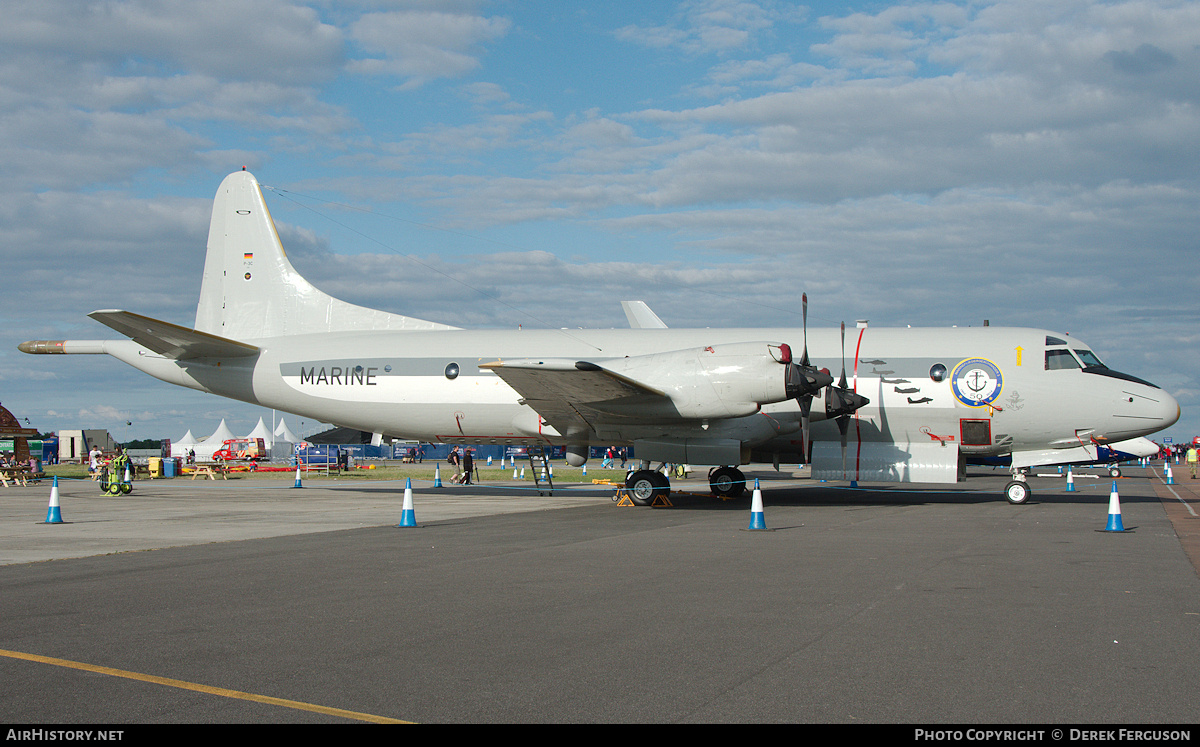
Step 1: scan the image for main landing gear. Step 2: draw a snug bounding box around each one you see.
[708,466,746,499]
[624,469,670,506]
[622,465,749,506]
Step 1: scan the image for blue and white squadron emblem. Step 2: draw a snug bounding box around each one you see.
[950,358,1003,408]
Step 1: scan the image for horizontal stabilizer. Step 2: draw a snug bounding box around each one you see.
[88,310,260,360]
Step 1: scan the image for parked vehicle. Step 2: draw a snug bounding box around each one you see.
[212,438,266,462]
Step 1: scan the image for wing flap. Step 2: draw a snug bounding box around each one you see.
[88,310,260,360]
[479,359,667,435]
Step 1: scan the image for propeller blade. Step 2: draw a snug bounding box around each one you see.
[799,394,811,465]
[839,321,848,390]
[801,293,810,367]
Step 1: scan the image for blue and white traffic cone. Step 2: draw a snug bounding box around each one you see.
[1165,462,1175,485]
[398,479,418,528]
[44,476,63,524]
[746,479,768,531]
[487,455,493,467]
[1065,467,1076,492]
[292,465,303,488]
[519,467,525,480]
[582,463,587,477]
[1103,481,1126,532]
[512,465,518,479]
[434,462,443,488]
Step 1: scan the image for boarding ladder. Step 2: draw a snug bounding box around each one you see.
[527,445,554,496]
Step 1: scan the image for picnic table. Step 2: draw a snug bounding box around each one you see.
[189,463,228,480]
[0,466,35,487]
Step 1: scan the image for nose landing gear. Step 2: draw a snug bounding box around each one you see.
[1004,468,1030,504]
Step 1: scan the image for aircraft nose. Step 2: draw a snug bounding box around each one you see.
[1123,384,1180,434]
[1159,388,1181,428]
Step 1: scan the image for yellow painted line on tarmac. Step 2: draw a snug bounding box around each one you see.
[0,648,412,723]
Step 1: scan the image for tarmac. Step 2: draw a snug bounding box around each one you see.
[1,464,1198,725]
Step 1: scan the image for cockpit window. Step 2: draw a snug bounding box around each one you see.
[1045,349,1080,370]
[1074,349,1104,368]
[1046,335,1068,345]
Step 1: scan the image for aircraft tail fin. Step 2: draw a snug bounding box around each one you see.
[621,301,668,329]
[195,170,458,340]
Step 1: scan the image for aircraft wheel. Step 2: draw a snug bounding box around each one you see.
[1004,480,1031,505]
[1109,466,1121,478]
[710,466,746,498]
[626,470,663,506]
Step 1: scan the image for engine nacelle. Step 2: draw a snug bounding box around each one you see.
[599,341,816,421]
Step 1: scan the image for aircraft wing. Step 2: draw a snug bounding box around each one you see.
[88,310,260,360]
[479,358,667,436]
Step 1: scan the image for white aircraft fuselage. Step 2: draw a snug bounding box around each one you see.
[21,170,1180,501]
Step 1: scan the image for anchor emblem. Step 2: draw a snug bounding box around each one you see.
[950,358,1003,408]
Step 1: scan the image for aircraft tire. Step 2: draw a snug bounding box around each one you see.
[626,470,663,506]
[710,466,746,498]
[1109,466,1121,478]
[1004,480,1031,505]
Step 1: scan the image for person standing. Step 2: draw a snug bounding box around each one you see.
[1187,444,1197,479]
[448,446,461,483]
[461,448,474,485]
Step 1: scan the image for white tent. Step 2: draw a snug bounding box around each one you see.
[273,418,299,460]
[246,417,273,443]
[245,417,276,459]
[205,419,237,444]
[274,418,300,445]
[182,419,237,462]
[170,430,197,459]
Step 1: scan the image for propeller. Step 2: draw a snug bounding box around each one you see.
[825,321,870,478]
[785,293,832,464]
[801,294,812,463]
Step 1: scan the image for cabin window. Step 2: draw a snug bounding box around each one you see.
[445,362,460,380]
[1045,349,1080,370]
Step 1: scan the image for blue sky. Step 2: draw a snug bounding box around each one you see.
[1,0,1197,445]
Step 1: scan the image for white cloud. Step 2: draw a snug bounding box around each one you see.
[0,0,343,85]
[616,0,802,55]
[347,9,510,87]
